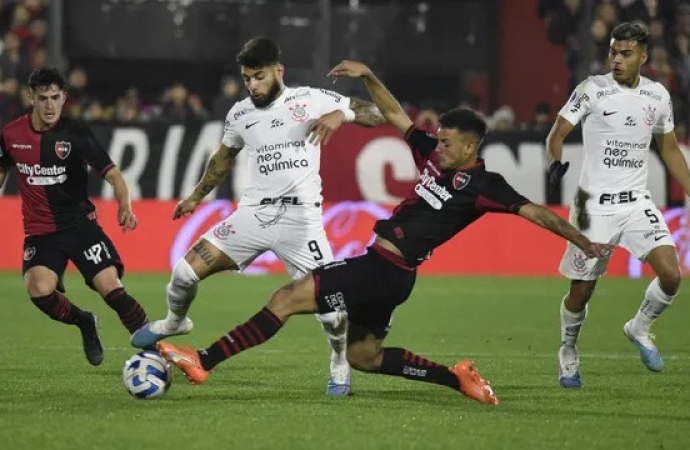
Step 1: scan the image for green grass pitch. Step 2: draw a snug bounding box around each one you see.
[0,271,688,449]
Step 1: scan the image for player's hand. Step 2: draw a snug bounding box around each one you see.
[173,197,199,220]
[581,242,614,259]
[118,206,137,232]
[327,60,371,83]
[308,110,345,145]
[548,161,570,194]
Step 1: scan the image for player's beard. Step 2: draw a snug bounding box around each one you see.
[250,80,282,108]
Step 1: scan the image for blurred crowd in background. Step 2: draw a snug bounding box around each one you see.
[0,0,689,138]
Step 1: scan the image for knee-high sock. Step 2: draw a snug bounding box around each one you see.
[316,312,348,365]
[632,277,675,334]
[377,347,460,390]
[103,287,148,334]
[198,307,284,370]
[165,259,199,327]
[31,291,88,326]
[560,296,588,347]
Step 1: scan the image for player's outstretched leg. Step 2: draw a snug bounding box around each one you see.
[359,347,498,405]
[623,277,676,372]
[157,306,285,384]
[131,259,198,348]
[31,291,104,365]
[316,311,351,396]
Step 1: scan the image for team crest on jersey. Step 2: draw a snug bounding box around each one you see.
[452,171,471,190]
[643,105,656,126]
[23,246,36,261]
[55,141,71,160]
[289,104,309,122]
[572,253,587,273]
[213,223,235,240]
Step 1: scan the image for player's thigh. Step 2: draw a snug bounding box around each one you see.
[560,213,620,280]
[275,222,334,280]
[619,205,675,261]
[199,206,275,273]
[22,235,68,296]
[313,248,415,339]
[66,221,124,291]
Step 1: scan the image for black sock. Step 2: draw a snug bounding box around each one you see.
[377,347,460,390]
[103,287,148,334]
[199,307,283,370]
[31,292,88,326]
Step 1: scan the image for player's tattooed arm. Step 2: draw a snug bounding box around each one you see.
[189,144,241,202]
[518,203,612,259]
[349,98,385,127]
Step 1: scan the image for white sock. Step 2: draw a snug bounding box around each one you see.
[560,296,588,347]
[165,259,199,327]
[316,312,348,365]
[632,277,674,334]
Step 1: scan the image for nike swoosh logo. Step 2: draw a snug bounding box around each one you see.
[245,121,260,129]
[603,110,617,116]
[654,235,668,241]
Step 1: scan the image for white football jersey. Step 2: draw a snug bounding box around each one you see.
[559,73,674,213]
[222,86,351,206]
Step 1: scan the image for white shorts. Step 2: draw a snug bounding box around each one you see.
[559,203,675,280]
[202,203,334,280]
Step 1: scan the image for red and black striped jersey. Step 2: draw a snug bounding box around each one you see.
[0,114,115,236]
[374,127,531,266]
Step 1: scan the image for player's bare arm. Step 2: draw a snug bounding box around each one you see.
[546,115,575,164]
[546,116,576,193]
[104,167,137,232]
[517,203,612,259]
[173,144,241,220]
[328,60,413,134]
[655,131,690,197]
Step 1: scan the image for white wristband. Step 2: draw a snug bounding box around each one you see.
[343,108,356,122]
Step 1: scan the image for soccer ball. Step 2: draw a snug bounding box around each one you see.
[123,351,172,399]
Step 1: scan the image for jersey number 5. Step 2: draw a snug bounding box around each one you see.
[644,209,660,224]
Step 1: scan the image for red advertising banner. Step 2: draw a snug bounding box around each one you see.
[2,197,688,277]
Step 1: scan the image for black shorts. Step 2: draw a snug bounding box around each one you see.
[313,244,417,339]
[22,219,124,290]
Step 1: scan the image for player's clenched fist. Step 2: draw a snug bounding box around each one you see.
[118,206,138,232]
[173,197,199,220]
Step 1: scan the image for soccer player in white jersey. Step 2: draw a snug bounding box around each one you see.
[131,37,385,396]
[546,21,690,388]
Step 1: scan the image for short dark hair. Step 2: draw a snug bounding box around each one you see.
[236,36,281,68]
[28,67,68,91]
[611,21,649,48]
[439,108,488,143]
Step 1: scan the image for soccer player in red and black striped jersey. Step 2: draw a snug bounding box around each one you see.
[154,61,612,405]
[0,67,148,366]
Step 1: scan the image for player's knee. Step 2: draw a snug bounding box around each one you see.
[266,286,297,319]
[346,342,382,372]
[24,276,56,297]
[569,280,596,305]
[92,268,123,297]
[169,259,200,291]
[658,266,681,295]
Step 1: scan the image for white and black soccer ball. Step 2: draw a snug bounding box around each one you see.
[123,351,172,399]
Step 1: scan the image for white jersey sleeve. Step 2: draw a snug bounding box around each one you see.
[654,88,674,134]
[222,107,245,149]
[311,88,352,116]
[559,79,593,125]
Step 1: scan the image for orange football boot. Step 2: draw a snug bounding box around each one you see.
[449,360,499,405]
[156,341,210,384]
